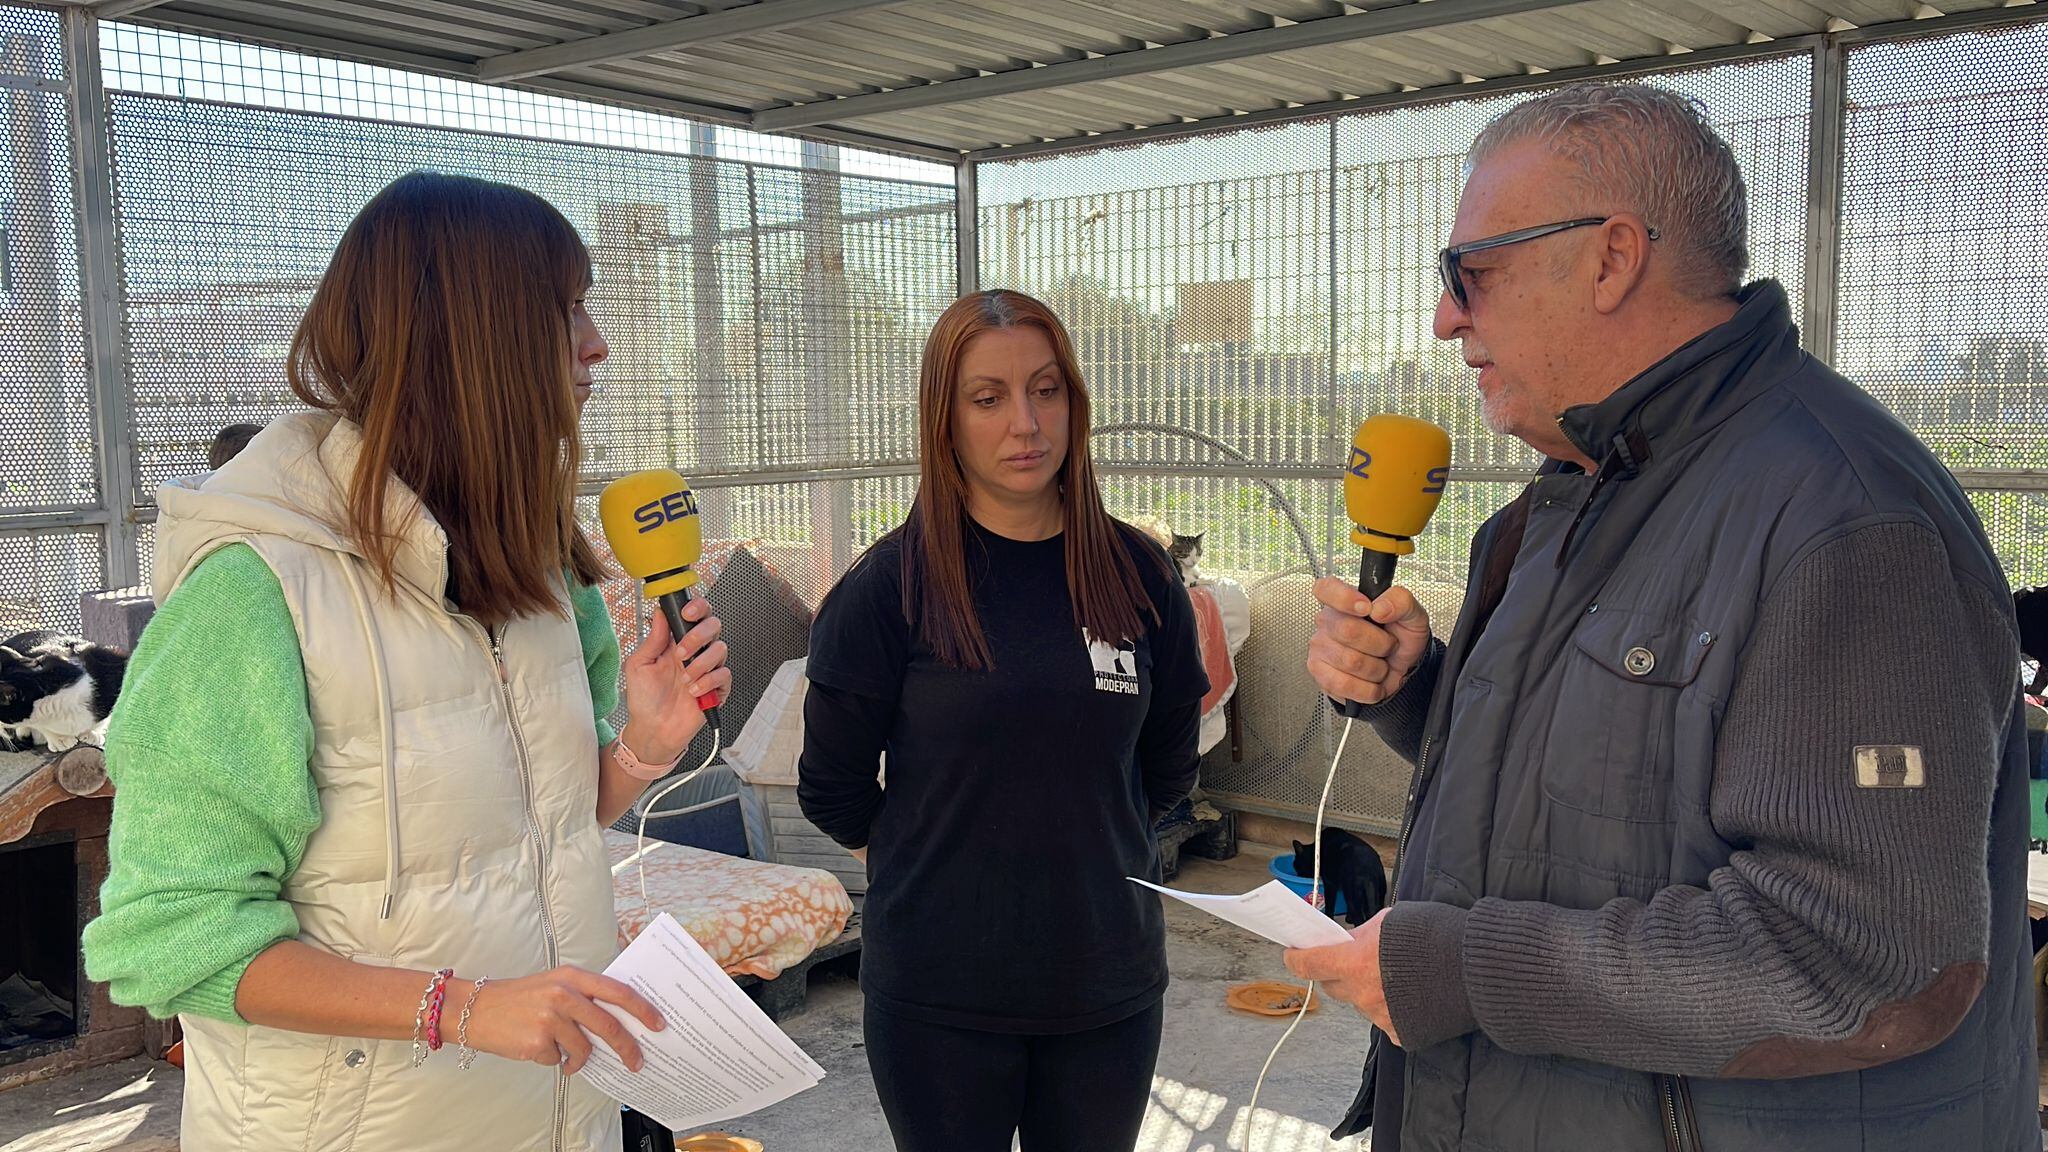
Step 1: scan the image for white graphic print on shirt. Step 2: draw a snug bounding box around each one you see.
[1083,630,1139,696]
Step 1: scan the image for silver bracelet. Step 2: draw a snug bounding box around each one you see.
[455,977,489,1070]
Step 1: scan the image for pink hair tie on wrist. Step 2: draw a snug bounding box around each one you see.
[613,732,683,780]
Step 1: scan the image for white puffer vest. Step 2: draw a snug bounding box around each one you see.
[154,412,620,1152]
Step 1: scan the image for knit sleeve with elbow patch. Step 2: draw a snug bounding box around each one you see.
[1379,519,2010,1076]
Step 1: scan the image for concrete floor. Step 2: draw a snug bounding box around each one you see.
[0,1058,179,1152]
[703,844,1374,1151]
[0,843,1374,1151]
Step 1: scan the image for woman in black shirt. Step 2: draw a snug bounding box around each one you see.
[798,289,1207,1151]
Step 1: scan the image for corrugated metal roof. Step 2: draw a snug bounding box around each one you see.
[82,0,2040,160]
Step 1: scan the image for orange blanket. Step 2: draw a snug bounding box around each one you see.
[1190,584,1236,717]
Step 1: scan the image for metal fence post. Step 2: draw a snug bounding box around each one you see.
[955,158,977,297]
[801,140,853,587]
[688,119,733,538]
[1801,36,1846,366]
[1327,116,1342,464]
[62,6,138,590]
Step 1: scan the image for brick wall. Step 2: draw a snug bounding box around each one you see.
[0,796,157,1093]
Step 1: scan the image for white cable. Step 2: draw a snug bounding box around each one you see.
[1239,715,1353,1151]
[636,731,723,822]
[633,726,722,914]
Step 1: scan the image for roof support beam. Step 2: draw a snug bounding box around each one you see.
[94,5,964,162]
[94,0,176,19]
[753,0,1593,131]
[479,0,913,83]
[962,34,1818,162]
[958,0,2048,162]
[521,77,964,161]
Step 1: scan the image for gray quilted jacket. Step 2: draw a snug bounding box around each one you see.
[1348,281,2035,1152]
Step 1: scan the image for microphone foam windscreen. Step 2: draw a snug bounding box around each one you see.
[1345,414,1451,556]
[599,469,704,596]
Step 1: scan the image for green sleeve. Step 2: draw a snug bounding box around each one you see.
[572,580,622,747]
[81,543,320,1024]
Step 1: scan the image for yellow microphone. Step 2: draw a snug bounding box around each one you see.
[1344,414,1452,599]
[598,469,722,730]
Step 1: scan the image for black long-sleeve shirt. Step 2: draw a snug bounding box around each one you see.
[798,519,1206,1033]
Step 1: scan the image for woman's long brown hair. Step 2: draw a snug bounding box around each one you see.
[897,289,1164,669]
[288,171,602,628]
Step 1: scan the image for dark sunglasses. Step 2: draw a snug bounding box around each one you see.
[1438,216,1659,310]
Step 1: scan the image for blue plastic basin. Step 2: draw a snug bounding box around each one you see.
[1268,853,1347,917]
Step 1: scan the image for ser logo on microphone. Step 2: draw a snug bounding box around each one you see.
[1348,446,1450,494]
[1347,445,1372,480]
[632,489,700,534]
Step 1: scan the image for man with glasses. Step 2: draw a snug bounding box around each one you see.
[1294,83,2034,1151]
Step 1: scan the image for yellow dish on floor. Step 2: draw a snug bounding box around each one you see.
[1226,981,1319,1016]
[675,1135,765,1152]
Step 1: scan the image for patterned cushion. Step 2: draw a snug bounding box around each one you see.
[606,829,851,979]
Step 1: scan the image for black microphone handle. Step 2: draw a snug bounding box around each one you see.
[1332,549,1400,722]
[656,592,689,653]
[1358,548,1398,601]
[656,588,724,733]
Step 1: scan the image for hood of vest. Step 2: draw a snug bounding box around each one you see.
[154,410,452,605]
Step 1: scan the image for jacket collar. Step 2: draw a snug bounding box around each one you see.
[1554,279,1804,475]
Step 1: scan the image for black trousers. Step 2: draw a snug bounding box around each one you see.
[863,998,1164,1152]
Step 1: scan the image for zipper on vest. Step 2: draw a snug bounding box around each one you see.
[1659,1074,1681,1152]
[1677,1075,1701,1151]
[1657,1073,1703,1152]
[468,619,568,1152]
[1390,730,1436,904]
[1362,726,1434,1135]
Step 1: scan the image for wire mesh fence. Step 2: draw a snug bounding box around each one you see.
[73,19,962,806]
[0,6,94,516]
[1835,21,2048,480]
[102,83,955,507]
[0,5,2043,833]
[0,6,97,635]
[0,528,101,637]
[0,6,104,638]
[977,53,1826,829]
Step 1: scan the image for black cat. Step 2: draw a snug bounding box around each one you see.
[0,630,127,753]
[1292,827,1389,928]
[2017,586,2047,695]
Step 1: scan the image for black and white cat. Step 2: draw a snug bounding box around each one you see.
[0,630,127,753]
[1292,827,1389,928]
[1167,531,1204,588]
[2018,586,2047,695]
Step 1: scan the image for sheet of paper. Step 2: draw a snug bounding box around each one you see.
[578,912,824,1133]
[2028,850,2048,909]
[1130,877,1356,949]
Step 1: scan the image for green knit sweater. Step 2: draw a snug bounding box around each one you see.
[80,543,622,1024]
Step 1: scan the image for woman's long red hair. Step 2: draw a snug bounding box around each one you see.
[895,289,1162,669]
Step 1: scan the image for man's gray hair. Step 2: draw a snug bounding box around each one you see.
[1470,84,1749,298]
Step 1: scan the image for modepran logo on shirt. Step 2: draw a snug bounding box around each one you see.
[1083,630,1139,695]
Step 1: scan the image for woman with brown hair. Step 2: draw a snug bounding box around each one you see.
[798,289,1207,1150]
[83,171,730,1151]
